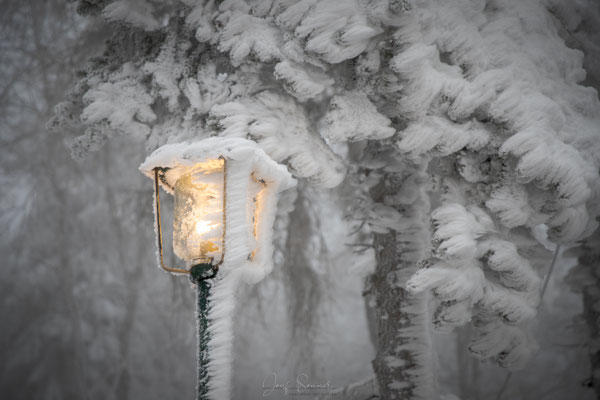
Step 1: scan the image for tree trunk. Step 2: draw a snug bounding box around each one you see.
[282,183,326,378]
[579,231,600,398]
[368,161,437,400]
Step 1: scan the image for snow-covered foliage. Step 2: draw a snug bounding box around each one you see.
[390,0,600,371]
[274,60,334,102]
[320,91,395,143]
[81,66,157,138]
[51,0,600,397]
[209,92,345,187]
[102,0,162,31]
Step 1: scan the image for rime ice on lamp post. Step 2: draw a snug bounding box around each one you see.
[140,137,295,400]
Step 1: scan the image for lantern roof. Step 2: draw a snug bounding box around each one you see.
[139,137,296,193]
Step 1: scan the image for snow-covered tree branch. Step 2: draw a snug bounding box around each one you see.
[2,0,599,399]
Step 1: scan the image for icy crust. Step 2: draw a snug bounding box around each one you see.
[388,0,600,371]
[397,117,490,157]
[102,0,161,31]
[397,292,437,400]
[320,91,395,143]
[140,137,294,191]
[210,91,345,188]
[407,181,546,370]
[61,0,600,245]
[388,0,600,244]
[274,59,335,102]
[140,136,296,284]
[204,269,243,400]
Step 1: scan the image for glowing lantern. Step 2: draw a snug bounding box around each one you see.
[140,137,295,400]
[140,137,296,281]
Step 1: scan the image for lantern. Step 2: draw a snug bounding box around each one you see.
[140,137,296,280]
[139,137,295,400]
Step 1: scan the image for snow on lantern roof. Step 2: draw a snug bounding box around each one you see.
[140,135,297,286]
[139,137,296,193]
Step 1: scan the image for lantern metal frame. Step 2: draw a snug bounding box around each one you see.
[152,156,228,280]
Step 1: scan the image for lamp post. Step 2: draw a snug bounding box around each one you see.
[140,137,295,400]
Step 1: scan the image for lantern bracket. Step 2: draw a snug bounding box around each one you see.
[189,263,218,283]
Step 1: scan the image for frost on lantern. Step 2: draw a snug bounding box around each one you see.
[140,137,296,283]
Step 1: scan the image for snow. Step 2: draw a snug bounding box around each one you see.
[210,91,345,188]
[204,269,242,400]
[293,0,381,64]
[469,319,537,371]
[385,356,407,369]
[408,260,485,305]
[218,12,284,66]
[380,0,600,248]
[48,0,600,396]
[485,184,539,229]
[379,0,600,372]
[479,240,541,292]
[320,91,395,143]
[397,117,490,157]
[182,64,231,115]
[102,0,160,31]
[431,204,492,260]
[273,59,334,102]
[394,292,438,400]
[142,30,185,113]
[81,65,156,138]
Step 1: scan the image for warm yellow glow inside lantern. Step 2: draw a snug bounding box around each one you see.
[144,137,296,282]
[172,158,225,266]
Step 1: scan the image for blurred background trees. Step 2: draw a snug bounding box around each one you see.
[0,2,197,399]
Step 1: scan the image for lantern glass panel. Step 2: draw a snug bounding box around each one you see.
[173,159,224,265]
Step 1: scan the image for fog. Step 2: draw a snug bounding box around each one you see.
[1,1,598,400]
